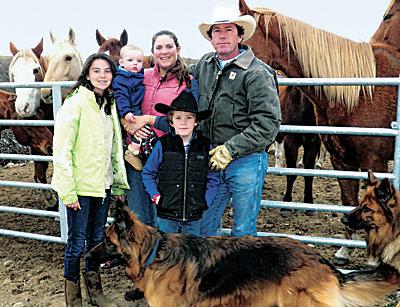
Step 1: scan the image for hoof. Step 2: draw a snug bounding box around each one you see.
[332,256,349,266]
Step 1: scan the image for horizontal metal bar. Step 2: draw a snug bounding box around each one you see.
[0,229,64,244]
[0,81,75,88]
[0,154,52,162]
[267,168,394,180]
[0,119,54,126]
[277,77,400,86]
[0,205,59,218]
[0,181,52,190]
[279,125,398,136]
[261,200,355,213]
[221,228,366,248]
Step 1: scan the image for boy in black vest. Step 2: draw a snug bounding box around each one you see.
[142,91,219,236]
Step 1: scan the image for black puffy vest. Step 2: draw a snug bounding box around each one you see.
[157,133,210,221]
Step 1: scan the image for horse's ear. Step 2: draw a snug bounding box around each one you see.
[49,31,57,44]
[239,0,251,15]
[9,42,19,56]
[68,27,76,45]
[32,38,44,58]
[120,29,128,46]
[96,29,105,46]
[367,170,379,186]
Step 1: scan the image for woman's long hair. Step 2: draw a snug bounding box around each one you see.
[151,30,191,88]
[68,53,116,114]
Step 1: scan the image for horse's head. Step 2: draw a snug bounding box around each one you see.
[96,29,128,64]
[9,39,47,118]
[41,27,83,104]
[370,0,400,50]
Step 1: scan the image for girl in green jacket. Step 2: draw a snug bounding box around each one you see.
[52,53,128,307]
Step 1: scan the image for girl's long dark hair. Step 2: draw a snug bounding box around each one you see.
[68,53,116,114]
[151,30,191,88]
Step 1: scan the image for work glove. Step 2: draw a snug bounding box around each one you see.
[209,145,233,171]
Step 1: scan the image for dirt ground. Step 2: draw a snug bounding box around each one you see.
[0,153,398,307]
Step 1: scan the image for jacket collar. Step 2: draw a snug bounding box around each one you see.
[206,45,254,70]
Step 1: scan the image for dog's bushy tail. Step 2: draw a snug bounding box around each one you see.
[339,265,399,306]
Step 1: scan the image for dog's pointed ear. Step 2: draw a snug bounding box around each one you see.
[376,178,395,205]
[367,170,379,186]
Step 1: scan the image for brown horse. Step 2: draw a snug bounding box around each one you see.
[239,0,400,265]
[370,0,400,50]
[0,90,55,207]
[96,29,154,67]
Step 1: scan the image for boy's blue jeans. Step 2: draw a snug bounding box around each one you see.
[125,163,157,227]
[200,151,268,237]
[158,217,201,236]
[64,191,110,283]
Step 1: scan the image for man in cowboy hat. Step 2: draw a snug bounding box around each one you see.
[142,90,219,236]
[190,6,281,237]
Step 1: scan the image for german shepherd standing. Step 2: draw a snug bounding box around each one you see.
[342,170,400,273]
[87,201,399,307]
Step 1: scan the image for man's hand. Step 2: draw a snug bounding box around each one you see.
[209,145,233,171]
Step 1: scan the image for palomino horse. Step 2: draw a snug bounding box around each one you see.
[9,39,47,118]
[41,27,83,104]
[0,90,55,208]
[239,0,400,265]
[96,29,155,67]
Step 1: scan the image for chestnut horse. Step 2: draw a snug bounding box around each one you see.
[9,39,48,118]
[239,0,400,265]
[41,27,83,104]
[96,29,154,67]
[0,90,55,208]
[370,0,400,50]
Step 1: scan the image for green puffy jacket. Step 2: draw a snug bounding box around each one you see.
[51,86,129,205]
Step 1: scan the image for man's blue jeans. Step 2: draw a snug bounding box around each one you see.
[158,217,201,236]
[125,162,157,227]
[64,191,110,283]
[200,151,268,237]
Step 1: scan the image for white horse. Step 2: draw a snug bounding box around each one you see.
[9,39,47,118]
[41,27,83,104]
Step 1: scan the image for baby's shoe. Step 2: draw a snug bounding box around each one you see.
[124,149,143,171]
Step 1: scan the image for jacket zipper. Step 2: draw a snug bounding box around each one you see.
[183,152,188,221]
[209,70,222,143]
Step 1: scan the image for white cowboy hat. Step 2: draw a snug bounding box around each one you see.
[198,6,256,42]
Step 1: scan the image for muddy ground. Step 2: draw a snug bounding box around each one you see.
[0,151,398,307]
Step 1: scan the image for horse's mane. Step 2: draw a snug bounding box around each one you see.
[253,8,376,112]
[9,48,47,81]
[385,0,396,16]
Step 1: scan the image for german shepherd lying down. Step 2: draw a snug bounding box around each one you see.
[86,201,399,307]
[343,170,400,273]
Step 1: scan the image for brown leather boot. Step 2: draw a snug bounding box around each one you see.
[82,271,119,307]
[64,279,82,307]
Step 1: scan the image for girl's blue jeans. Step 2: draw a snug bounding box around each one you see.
[64,191,110,283]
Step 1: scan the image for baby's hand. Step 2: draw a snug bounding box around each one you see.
[124,112,135,123]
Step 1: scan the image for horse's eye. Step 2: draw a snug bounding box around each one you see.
[384,13,393,21]
[65,55,72,62]
[33,68,39,74]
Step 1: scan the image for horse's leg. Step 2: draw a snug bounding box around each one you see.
[302,136,321,206]
[34,161,58,211]
[329,154,360,265]
[280,137,300,217]
[315,142,327,169]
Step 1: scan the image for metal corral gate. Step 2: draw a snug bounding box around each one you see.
[0,78,400,249]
